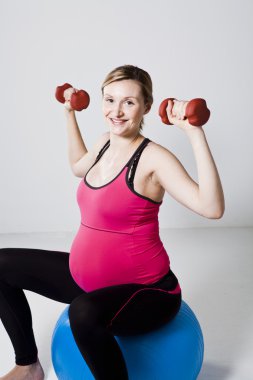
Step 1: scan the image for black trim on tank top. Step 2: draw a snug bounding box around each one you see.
[83,137,163,205]
[125,143,163,205]
[84,137,148,188]
[94,139,111,163]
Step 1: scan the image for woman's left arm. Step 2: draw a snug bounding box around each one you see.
[153,99,225,219]
[185,127,225,218]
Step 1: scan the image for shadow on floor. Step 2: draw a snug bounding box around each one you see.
[198,361,232,380]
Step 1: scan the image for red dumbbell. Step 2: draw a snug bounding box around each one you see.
[159,98,210,127]
[55,83,90,111]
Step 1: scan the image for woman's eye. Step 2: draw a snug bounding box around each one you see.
[104,99,134,105]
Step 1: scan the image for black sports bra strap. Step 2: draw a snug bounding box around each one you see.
[95,139,110,162]
[94,137,151,181]
[128,138,151,186]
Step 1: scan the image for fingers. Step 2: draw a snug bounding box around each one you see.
[64,101,73,111]
[173,101,182,119]
[166,100,191,129]
[167,100,189,124]
[172,100,187,120]
[166,99,177,124]
[63,87,76,102]
[63,87,77,111]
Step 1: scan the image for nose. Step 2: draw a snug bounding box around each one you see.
[113,102,124,117]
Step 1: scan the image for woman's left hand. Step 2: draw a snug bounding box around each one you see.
[166,99,203,132]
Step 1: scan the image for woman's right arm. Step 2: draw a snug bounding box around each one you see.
[65,109,87,173]
[65,108,110,177]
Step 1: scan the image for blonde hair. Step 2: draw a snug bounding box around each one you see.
[101,65,153,132]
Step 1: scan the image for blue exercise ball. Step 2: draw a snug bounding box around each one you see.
[51,301,204,380]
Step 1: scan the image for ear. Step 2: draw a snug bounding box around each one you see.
[144,103,151,115]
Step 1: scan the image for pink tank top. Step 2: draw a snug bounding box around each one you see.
[69,137,170,292]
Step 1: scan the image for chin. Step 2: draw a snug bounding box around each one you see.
[110,125,127,133]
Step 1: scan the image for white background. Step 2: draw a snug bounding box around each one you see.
[0,1,253,379]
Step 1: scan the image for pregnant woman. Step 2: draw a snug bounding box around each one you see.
[0,64,224,380]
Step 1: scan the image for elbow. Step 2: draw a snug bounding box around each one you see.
[71,165,81,178]
[201,196,225,219]
[218,206,225,219]
[205,206,225,219]
[71,166,77,177]
[208,210,224,219]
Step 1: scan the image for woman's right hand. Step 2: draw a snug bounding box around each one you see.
[64,87,76,112]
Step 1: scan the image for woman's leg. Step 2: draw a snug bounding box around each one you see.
[0,247,83,366]
[69,269,181,380]
[0,246,181,380]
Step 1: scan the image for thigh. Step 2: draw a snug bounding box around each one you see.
[0,247,83,303]
[107,287,182,336]
[85,270,182,336]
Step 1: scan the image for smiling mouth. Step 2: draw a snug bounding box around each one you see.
[110,118,127,125]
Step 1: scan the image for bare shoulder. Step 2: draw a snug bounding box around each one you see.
[146,139,172,157]
[72,132,110,177]
[90,131,111,160]
[143,139,178,185]
[145,139,175,168]
[94,131,110,153]
[145,138,195,200]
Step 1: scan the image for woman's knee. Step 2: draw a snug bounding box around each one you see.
[0,248,13,278]
[69,295,101,336]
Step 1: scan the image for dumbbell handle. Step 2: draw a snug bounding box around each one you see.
[55,83,90,111]
[159,98,210,127]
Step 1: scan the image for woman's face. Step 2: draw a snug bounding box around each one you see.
[102,79,149,135]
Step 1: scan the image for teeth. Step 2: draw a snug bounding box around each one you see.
[111,118,125,124]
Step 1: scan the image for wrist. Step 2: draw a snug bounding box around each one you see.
[185,126,206,148]
[185,125,205,138]
[65,108,75,117]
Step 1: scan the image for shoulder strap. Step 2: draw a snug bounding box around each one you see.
[95,139,110,162]
[128,138,151,186]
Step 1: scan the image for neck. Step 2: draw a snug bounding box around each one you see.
[107,132,144,159]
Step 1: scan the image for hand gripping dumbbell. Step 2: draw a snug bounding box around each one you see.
[159,98,210,127]
[55,83,90,111]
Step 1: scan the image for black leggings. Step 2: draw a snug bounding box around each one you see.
[0,247,181,380]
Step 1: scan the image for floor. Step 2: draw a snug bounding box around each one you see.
[0,227,252,380]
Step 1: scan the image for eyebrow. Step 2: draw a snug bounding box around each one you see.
[104,93,138,99]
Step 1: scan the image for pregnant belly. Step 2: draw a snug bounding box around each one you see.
[69,224,135,292]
